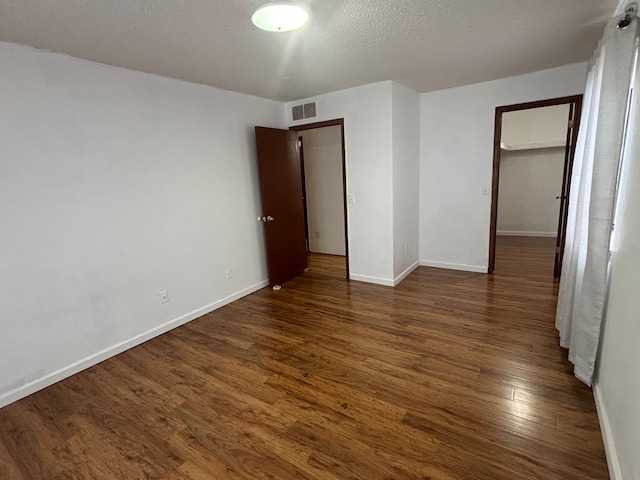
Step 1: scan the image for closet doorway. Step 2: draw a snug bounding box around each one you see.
[291,119,349,279]
[488,95,583,277]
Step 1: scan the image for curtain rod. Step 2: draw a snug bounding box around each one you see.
[618,3,638,29]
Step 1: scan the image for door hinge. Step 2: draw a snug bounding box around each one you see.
[556,246,561,254]
[568,119,575,129]
[298,140,302,147]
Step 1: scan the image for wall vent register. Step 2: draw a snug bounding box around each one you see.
[292,102,317,121]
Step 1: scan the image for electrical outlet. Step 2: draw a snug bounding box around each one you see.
[226,268,233,279]
[159,290,169,304]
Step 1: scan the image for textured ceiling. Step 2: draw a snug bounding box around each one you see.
[0,0,617,101]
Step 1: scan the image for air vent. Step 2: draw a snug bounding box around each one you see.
[291,101,317,121]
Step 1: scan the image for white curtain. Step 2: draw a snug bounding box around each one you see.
[556,10,638,386]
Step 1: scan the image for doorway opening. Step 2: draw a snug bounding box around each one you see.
[291,119,349,279]
[489,95,583,277]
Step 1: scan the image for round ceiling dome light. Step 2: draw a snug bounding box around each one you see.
[251,2,309,32]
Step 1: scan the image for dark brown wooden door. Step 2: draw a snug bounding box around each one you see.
[554,100,582,278]
[255,126,307,286]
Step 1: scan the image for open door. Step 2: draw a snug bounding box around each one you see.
[488,95,583,275]
[554,102,582,278]
[255,127,307,286]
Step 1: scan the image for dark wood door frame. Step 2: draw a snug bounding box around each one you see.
[298,136,311,251]
[290,119,349,280]
[553,101,582,278]
[488,95,583,275]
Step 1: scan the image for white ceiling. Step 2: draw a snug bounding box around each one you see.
[0,0,617,101]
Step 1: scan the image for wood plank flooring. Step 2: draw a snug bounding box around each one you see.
[307,252,347,278]
[494,235,557,277]
[0,236,609,479]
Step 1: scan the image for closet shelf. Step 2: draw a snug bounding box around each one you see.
[500,140,566,151]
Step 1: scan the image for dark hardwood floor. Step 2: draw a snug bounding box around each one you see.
[306,251,347,278]
[494,234,557,277]
[0,236,608,479]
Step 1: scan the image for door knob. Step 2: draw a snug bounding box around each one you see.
[266,215,275,222]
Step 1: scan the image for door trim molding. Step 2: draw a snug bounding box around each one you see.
[488,95,583,274]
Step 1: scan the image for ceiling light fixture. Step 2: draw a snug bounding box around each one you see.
[251,2,309,32]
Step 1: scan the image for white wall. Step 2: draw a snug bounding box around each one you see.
[497,148,565,236]
[419,63,587,272]
[498,105,569,236]
[501,104,570,149]
[594,60,640,480]
[288,82,395,285]
[299,126,345,255]
[0,41,285,407]
[392,82,420,282]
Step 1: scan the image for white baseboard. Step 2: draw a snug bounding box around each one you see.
[349,273,394,287]
[0,280,269,408]
[393,261,420,286]
[349,262,419,287]
[593,382,621,480]
[419,260,487,273]
[497,231,557,237]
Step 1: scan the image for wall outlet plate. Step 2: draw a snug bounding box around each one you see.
[159,290,169,303]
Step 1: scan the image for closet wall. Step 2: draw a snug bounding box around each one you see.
[497,105,570,236]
